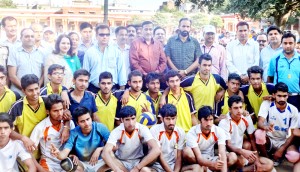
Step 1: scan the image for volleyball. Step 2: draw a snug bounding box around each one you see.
[137,112,157,128]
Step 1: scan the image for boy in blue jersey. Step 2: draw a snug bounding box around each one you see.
[50,106,110,172]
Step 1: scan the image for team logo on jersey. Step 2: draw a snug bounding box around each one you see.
[270,116,276,121]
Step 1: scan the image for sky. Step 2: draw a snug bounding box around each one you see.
[125,0,166,10]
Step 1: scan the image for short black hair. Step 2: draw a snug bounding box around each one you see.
[274,82,288,94]
[198,106,214,121]
[73,106,92,123]
[1,16,17,27]
[115,26,127,35]
[142,21,153,28]
[128,70,143,81]
[99,71,113,83]
[281,32,296,42]
[179,18,192,26]
[20,28,34,38]
[153,26,166,35]
[247,66,263,78]
[0,113,13,128]
[68,31,79,38]
[95,24,110,34]
[44,94,64,111]
[53,34,73,56]
[228,95,243,108]
[145,72,160,84]
[0,65,7,76]
[119,106,136,118]
[73,69,90,80]
[236,21,249,30]
[267,26,282,35]
[79,22,92,31]
[21,74,39,90]
[228,73,241,83]
[159,104,177,118]
[127,25,136,30]
[165,69,180,82]
[199,53,212,64]
[48,64,65,75]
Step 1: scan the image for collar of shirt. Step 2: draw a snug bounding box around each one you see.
[235,39,254,46]
[280,50,299,60]
[140,37,155,44]
[145,90,162,102]
[46,83,62,95]
[169,87,185,96]
[79,40,94,47]
[44,116,63,127]
[114,42,130,51]
[266,44,282,51]
[195,124,216,134]
[69,90,91,103]
[17,45,38,52]
[175,34,191,42]
[97,91,112,104]
[23,96,44,105]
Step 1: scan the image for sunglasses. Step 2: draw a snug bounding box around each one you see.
[257,40,267,43]
[98,33,110,37]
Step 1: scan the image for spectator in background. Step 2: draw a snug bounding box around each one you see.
[0,44,8,69]
[219,31,232,47]
[78,22,94,52]
[126,24,136,45]
[201,25,227,79]
[114,26,130,76]
[226,21,260,85]
[68,32,85,66]
[260,26,283,82]
[30,23,52,57]
[267,32,300,111]
[165,18,202,78]
[264,21,272,33]
[0,16,21,48]
[83,24,127,93]
[256,33,268,52]
[135,25,142,38]
[43,27,56,49]
[8,28,45,95]
[130,21,167,76]
[44,34,80,89]
[153,26,166,46]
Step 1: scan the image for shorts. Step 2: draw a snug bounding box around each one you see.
[81,159,106,172]
[40,157,63,172]
[151,162,174,172]
[120,159,141,171]
[201,154,219,162]
[268,138,286,151]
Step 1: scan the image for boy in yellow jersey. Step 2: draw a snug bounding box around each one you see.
[0,65,20,112]
[145,72,163,123]
[241,66,274,125]
[165,70,197,132]
[95,71,118,131]
[115,70,155,122]
[40,64,68,96]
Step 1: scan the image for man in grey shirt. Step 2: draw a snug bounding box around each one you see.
[7,28,45,95]
[165,18,202,78]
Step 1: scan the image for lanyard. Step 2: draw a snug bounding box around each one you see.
[203,45,213,54]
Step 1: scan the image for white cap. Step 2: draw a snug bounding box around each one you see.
[203,25,216,34]
[43,27,55,34]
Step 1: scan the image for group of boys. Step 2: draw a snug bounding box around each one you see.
[0,45,299,172]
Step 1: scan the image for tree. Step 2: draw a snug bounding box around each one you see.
[175,0,225,11]
[0,0,17,8]
[227,0,300,30]
[191,13,210,28]
[210,15,223,28]
[152,12,169,28]
[128,15,147,25]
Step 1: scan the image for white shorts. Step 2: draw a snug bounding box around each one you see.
[81,159,106,172]
[120,159,141,171]
[268,138,286,151]
[40,157,63,172]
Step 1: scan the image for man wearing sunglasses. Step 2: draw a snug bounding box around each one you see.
[83,24,127,93]
[256,33,268,52]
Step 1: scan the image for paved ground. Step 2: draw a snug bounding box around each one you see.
[274,160,293,172]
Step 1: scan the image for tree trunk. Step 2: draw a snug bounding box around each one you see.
[274,10,292,30]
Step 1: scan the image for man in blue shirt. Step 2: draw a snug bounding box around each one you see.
[68,69,100,123]
[50,106,110,172]
[267,32,300,110]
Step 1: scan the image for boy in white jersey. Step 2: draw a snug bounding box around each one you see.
[0,113,36,172]
[183,106,237,172]
[256,82,299,166]
[30,94,75,171]
[219,95,273,171]
[149,104,201,172]
[102,105,161,172]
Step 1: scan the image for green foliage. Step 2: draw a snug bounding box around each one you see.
[152,11,185,28]
[0,0,17,8]
[128,15,147,25]
[191,13,210,28]
[175,0,225,11]
[210,15,223,28]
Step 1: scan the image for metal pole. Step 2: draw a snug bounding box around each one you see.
[103,0,108,24]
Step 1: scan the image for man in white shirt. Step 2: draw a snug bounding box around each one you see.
[150,104,201,172]
[102,105,161,171]
[219,95,273,171]
[256,82,299,166]
[0,113,36,172]
[183,106,236,172]
[226,21,260,84]
[30,94,74,171]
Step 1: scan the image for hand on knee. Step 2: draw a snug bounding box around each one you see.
[285,151,300,163]
[255,129,266,145]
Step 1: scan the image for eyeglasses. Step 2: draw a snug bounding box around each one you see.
[52,72,65,76]
[98,33,110,37]
[257,40,267,43]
